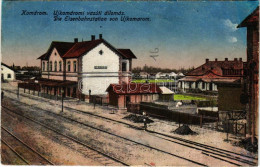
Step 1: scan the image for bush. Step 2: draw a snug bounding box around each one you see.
[196,100,217,107]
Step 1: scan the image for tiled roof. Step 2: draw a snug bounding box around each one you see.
[62,39,103,58]
[24,78,77,87]
[179,76,201,82]
[238,6,259,28]
[179,71,241,83]
[1,63,16,72]
[186,60,243,76]
[106,83,161,94]
[38,53,47,60]
[37,41,75,60]
[38,39,137,60]
[117,49,137,59]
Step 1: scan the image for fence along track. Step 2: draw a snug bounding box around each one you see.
[1,106,129,166]
[2,104,206,166]
[1,127,54,165]
[3,90,257,165]
[4,88,142,129]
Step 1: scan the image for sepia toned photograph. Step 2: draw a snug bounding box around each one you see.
[1,1,259,166]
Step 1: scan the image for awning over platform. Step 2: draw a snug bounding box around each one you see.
[23,78,78,87]
[179,77,201,82]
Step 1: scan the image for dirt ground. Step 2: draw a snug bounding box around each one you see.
[1,82,258,166]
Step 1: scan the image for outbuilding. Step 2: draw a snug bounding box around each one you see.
[1,63,16,82]
[106,83,161,109]
[159,86,174,101]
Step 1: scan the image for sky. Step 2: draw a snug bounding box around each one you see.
[1,1,259,69]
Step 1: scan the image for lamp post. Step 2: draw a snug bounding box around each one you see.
[61,89,64,112]
[17,86,19,99]
[143,111,147,131]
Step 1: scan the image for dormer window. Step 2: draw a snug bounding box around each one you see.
[99,50,103,55]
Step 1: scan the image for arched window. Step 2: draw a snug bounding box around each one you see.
[73,61,77,72]
[59,61,62,71]
[67,61,71,72]
[42,62,45,71]
[50,61,53,71]
[47,62,49,71]
[54,61,57,72]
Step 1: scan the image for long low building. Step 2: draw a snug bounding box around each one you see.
[178,58,244,93]
[106,83,161,109]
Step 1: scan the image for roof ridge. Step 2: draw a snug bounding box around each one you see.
[1,63,16,72]
[61,42,78,58]
[52,41,74,43]
[62,39,104,58]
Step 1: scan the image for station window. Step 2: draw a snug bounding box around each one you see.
[202,82,205,89]
[59,61,62,71]
[73,61,77,72]
[54,61,57,72]
[42,62,45,71]
[7,74,11,78]
[67,61,71,72]
[47,62,49,71]
[50,61,53,71]
[122,62,127,71]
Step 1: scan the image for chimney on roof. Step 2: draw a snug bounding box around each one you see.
[215,58,218,61]
[91,35,95,41]
[99,34,102,39]
[74,38,78,43]
[206,58,209,63]
[234,58,238,61]
[239,58,242,61]
[225,58,228,61]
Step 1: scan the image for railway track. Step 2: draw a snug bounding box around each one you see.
[1,107,129,166]
[3,89,258,166]
[1,127,54,165]
[2,102,207,166]
[147,130,257,166]
[2,88,182,130]
[1,140,29,165]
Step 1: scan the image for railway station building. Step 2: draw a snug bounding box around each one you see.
[21,34,137,100]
